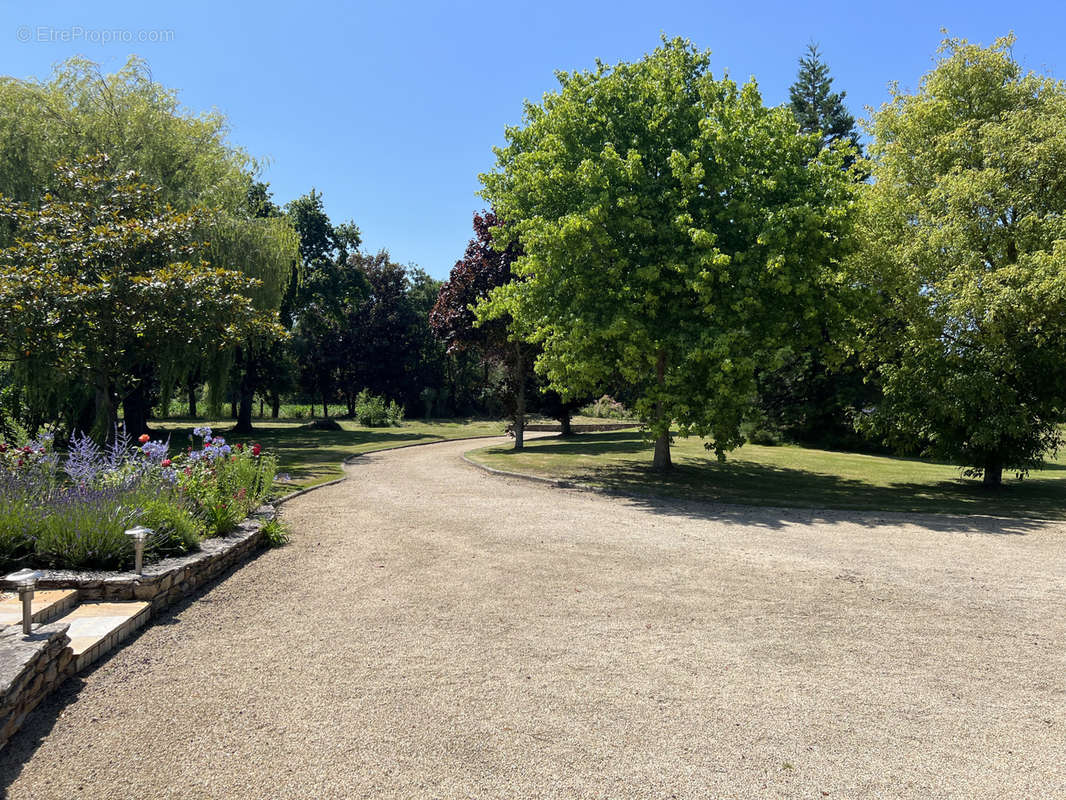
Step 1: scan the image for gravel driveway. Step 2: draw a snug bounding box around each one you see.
[2,436,1064,799]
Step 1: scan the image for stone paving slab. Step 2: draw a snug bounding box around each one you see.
[0,590,78,627]
[53,602,150,671]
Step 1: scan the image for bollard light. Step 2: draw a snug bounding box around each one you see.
[6,569,42,635]
[124,526,152,575]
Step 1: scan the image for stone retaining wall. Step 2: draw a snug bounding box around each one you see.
[2,505,275,616]
[0,505,275,752]
[0,623,73,750]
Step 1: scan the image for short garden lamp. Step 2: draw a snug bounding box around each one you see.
[124,526,152,575]
[6,569,42,635]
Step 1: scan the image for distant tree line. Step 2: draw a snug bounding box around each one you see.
[3,34,1064,489]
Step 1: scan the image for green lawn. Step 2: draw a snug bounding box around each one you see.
[155,417,507,491]
[468,429,1066,519]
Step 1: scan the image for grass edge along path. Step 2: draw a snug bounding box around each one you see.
[155,418,509,492]
[465,429,1066,520]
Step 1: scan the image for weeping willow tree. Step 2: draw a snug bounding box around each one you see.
[202,215,301,431]
[0,157,284,439]
[0,56,298,435]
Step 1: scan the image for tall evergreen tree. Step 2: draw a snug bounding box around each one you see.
[789,44,861,157]
[753,43,875,451]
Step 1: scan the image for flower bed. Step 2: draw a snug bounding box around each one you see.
[0,427,277,572]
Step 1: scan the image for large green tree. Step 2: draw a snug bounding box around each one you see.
[755,43,871,448]
[0,156,280,438]
[285,190,364,417]
[0,57,297,433]
[852,34,1066,486]
[479,38,857,469]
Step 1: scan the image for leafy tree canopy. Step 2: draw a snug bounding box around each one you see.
[0,56,251,213]
[0,156,281,437]
[851,33,1066,485]
[479,37,858,468]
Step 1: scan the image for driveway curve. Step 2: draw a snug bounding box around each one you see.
[2,435,1064,799]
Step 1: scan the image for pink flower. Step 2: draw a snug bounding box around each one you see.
[138,434,150,444]
[161,458,172,467]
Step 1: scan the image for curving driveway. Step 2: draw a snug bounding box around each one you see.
[2,436,1065,798]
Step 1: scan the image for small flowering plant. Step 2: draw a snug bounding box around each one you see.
[0,424,278,571]
[175,427,277,536]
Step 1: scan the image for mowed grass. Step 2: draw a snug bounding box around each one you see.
[468,429,1066,519]
[154,417,507,491]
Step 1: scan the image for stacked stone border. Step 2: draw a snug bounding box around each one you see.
[0,623,72,750]
[0,504,276,751]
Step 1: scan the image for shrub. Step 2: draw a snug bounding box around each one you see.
[354,390,404,427]
[178,428,277,536]
[139,496,205,559]
[0,426,278,570]
[260,518,290,548]
[579,395,632,420]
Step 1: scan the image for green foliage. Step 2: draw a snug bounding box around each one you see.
[0,56,251,213]
[579,395,632,420]
[0,156,282,438]
[851,34,1066,484]
[353,390,404,427]
[479,37,858,467]
[260,518,290,548]
[0,57,298,436]
[177,437,277,536]
[789,43,862,157]
[138,496,206,559]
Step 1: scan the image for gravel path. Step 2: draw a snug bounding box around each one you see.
[2,436,1065,799]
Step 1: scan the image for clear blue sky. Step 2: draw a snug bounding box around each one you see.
[1,1,1062,278]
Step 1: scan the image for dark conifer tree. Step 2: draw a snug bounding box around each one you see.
[789,44,862,159]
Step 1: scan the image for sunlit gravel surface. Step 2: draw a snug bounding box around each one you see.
[2,435,1064,799]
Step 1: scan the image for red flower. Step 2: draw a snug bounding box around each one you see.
[22,446,31,453]
[236,443,244,451]
[161,459,172,467]
[251,443,262,456]
[0,443,6,452]
[138,434,150,444]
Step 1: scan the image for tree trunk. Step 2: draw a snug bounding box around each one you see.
[271,392,280,419]
[322,398,329,418]
[234,386,254,434]
[259,396,264,418]
[653,430,673,470]
[652,349,672,471]
[122,382,151,439]
[93,375,117,442]
[983,457,1003,487]
[347,394,356,418]
[513,343,526,451]
[187,380,198,419]
[230,399,238,419]
[560,409,573,437]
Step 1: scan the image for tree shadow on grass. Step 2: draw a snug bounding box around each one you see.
[576,457,1061,534]
[498,431,652,457]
